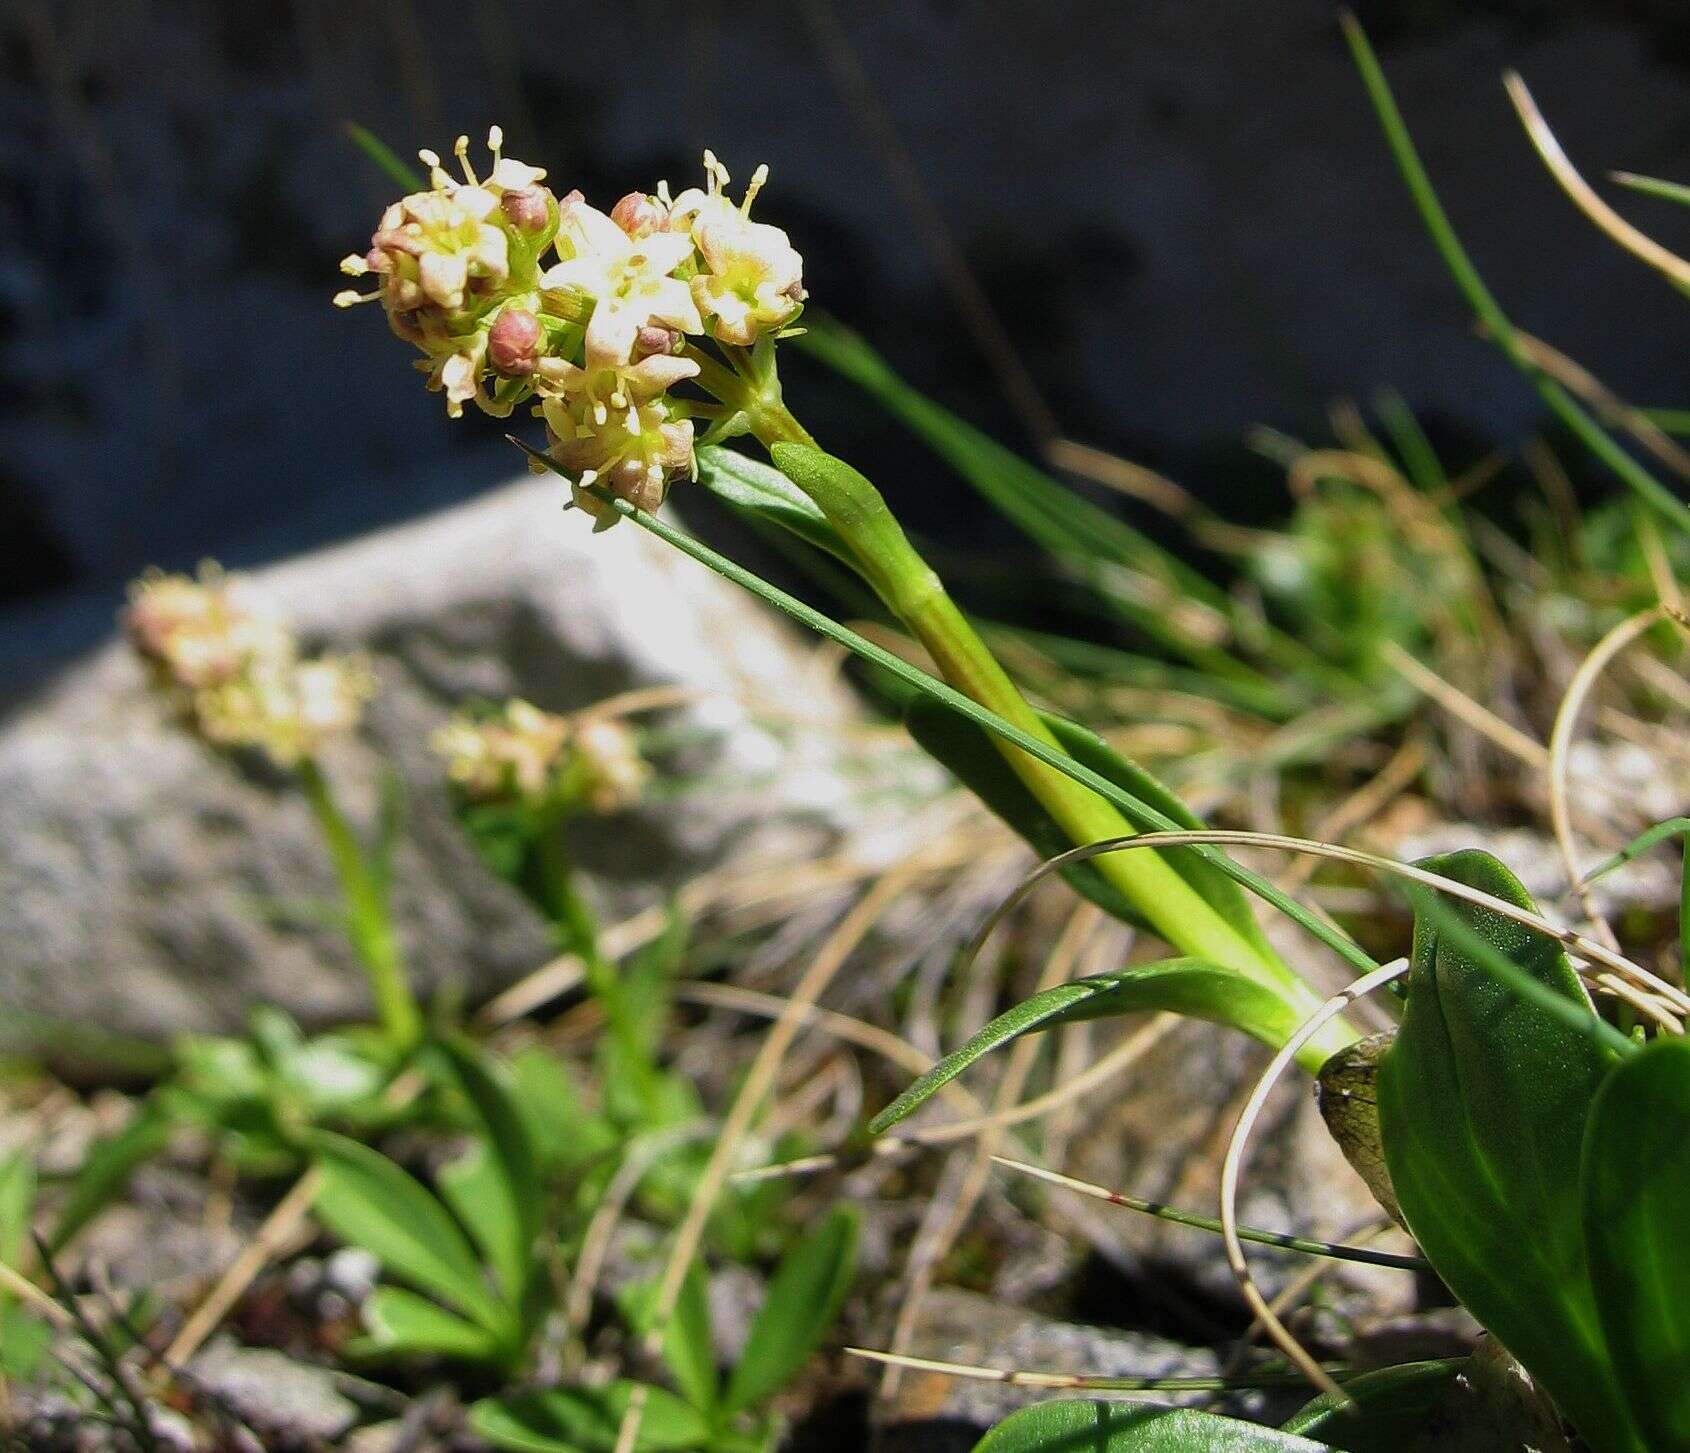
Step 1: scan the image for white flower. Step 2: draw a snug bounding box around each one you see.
[541,198,702,368]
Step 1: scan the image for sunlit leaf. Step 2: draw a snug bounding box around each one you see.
[1582,1035,1690,1450]
[696,446,855,567]
[354,1285,504,1364]
[310,1131,508,1335]
[1376,850,1640,1452]
[973,1400,1332,1451]
[1280,1360,1468,1449]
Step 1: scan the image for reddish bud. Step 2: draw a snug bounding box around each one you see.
[500,185,554,232]
[610,192,666,240]
[488,308,543,375]
[634,324,680,357]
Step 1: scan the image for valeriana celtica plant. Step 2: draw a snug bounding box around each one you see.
[337,131,1362,1071]
[124,564,422,1053]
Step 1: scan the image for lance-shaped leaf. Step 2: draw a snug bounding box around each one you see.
[1582,1035,1690,1451]
[1376,850,1639,1452]
[696,446,855,568]
[872,958,1302,1134]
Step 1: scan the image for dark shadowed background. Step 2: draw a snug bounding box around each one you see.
[3,0,1686,660]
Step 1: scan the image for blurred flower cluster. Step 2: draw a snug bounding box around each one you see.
[432,698,649,817]
[125,565,373,767]
[339,133,805,522]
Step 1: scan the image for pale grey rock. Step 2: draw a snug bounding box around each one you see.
[187,1341,359,1444]
[0,480,923,1039]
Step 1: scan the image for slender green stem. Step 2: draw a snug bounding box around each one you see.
[1342,12,1690,537]
[533,816,660,1104]
[297,757,422,1052]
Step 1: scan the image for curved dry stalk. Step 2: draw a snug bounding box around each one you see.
[1504,72,1690,292]
[963,827,1690,1020]
[568,683,701,728]
[1548,604,1677,950]
[1219,958,1412,1403]
[162,1166,322,1368]
[1279,736,1427,893]
[1379,640,1549,769]
[613,865,922,1453]
[988,1155,1425,1272]
[879,905,1100,1398]
[844,1344,1330,1393]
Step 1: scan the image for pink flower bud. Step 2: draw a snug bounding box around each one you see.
[500,185,554,232]
[634,324,680,357]
[487,307,542,375]
[610,192,666,240]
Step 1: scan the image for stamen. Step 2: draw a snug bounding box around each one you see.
[702,149,729,195]
[487,124,504,162]
[454,134,478,185]
[333,289,381,307]
[742,164,769,214]
[339,254,371,276]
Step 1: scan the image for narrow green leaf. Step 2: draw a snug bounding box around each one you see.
[437,1143,526,1313]
[973,1400,1332,1452]
[345,122,424,192]
[620,1262,717,1414]
[695,446,855,568]
[1376,850,1641,1452]
[1582,1036,1690,1450]
[355,1285,503,1363]
[872,958,1302,1135]
[310,1131,507,1334]
[470,1382,711,1452]
[49,1100,171,1253]
[436,1038,542,1303]
[722,1206,858,1415]
[0,1149,35,1272]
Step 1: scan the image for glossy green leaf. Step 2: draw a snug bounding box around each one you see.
[354,1285,504,1363]
[1281,1360,1467,1448]
[722,1206,858,1414]
[973,1400,1331,1451]
[436,1038,542,1303]
[309,1131,507,1335]
[1376,850,1640,1452]
[470,1381,711,1452]
[1583,1035,1690,1450]
[695,446,855,568]
[872,958,1301,1135]
[620,1262,717,1415]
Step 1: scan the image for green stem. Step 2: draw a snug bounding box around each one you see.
[533,817,661,1104]
[690,359,1356,1065]
[297,757,422,1053]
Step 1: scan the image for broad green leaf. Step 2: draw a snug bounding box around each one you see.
[309,1131,507,1335]
[1582,1035,1690,1450]
[973,1400,1331,1451]
[354,1285,503,1364]
[872,958,1302,1134]
[722,1206,858,1415]
[909,698,1280,965]
[49,1099,171,1252]
[1376,850,1640,1452]
[619,1262,717,1415]
[438,1143,526,1312]
[696,446,855,568]
[470,1381,711,1452]
[436,1038,541,1303]
[1280,1360,1467,1448]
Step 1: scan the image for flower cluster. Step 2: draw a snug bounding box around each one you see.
[432,699,649,816]
[340,134,805,522]
[125,566,373,768]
